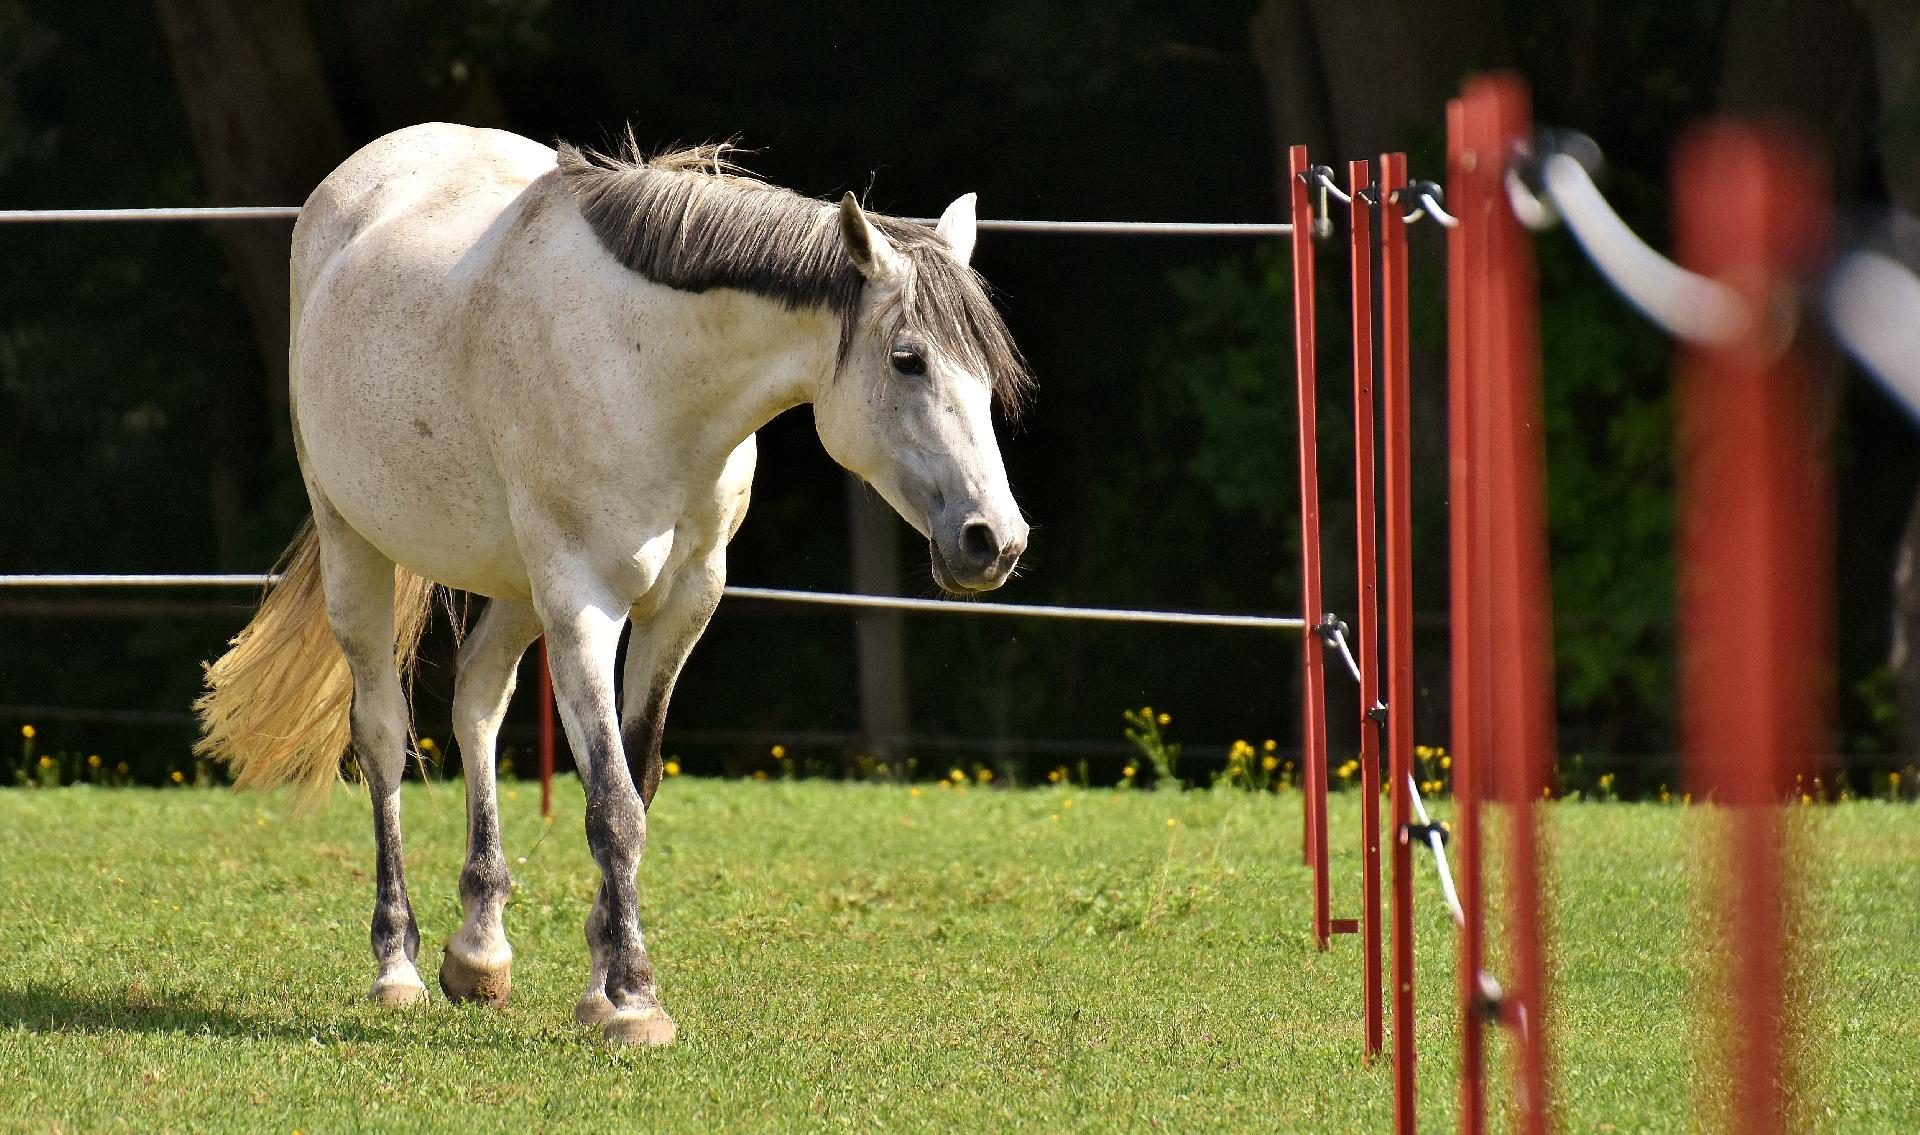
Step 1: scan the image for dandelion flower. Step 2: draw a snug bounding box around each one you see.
[38,756,54,769]
[753,770,769,781]
[1440,756,1452,770]
[419,737,436,752]
[949,768,966,783]
[1047,768,1063,783]
[1262,755,1279,772]
[1157,712,1170,726]
[976,768,994,784]
[1062,799,1075,809]
[1121,766,1137,779]
[21,724,34,740]
[169,770,184,784]
[116,762,129,774]
[1165,818,1177,828]
[1263,739,1277,753]
[1050,814,1060,822]
[664,759,681,777]
[1416,745,1433,759]
[87,754,101,769]
[771,744,787,760]
[909,787,922,798]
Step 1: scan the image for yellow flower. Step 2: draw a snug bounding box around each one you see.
[771,744,787,759]
[87,754,101,769]
[909,787,922,798]
[1416,745,1433,759]
[1047,768,1064,783]
[663,759,681,777]
[1156,712,1170,726]
[38,756,53,769]
[20,724,35,740]
[169,770,184,784]
[1121,766,1136,779]
[116,762,129,775]
[1262,739,1277,753]
[976,768,994,784]
[753,770,769,781]
[1049,813,1060,822]
[1164,818,1177,828]
[949,768,966,783]
[419,737,436,752]
[1062,799,1075,809]
[1440,756,1452,770]
[1261,755,1278,772]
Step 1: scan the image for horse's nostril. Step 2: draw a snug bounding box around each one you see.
[960,521,999,570]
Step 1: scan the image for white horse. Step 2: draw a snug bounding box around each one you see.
[195,123,1030,1045]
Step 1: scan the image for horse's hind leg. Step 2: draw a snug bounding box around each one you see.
[312,510,426,1006]
[440,598,542,1006]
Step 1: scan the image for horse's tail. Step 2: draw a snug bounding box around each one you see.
[194,520,437,809]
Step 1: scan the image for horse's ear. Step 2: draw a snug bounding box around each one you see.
[935,193,978,265]
[839,193,906,280]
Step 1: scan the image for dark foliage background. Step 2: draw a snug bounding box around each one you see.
[0,1,1912,793]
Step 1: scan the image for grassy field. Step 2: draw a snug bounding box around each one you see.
[0,778,1913,1133]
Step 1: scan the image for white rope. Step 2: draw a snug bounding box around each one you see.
[1407,773,1466,927]
[1517,154,1751,346]
[0,205,1294,237]
[0,206,302,223]
[1825,248,1920,423]
[0,574,1306,631]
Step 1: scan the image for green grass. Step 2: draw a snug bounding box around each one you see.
[0,779,1913,1132]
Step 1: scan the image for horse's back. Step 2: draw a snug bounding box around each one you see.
[292,123,554,297]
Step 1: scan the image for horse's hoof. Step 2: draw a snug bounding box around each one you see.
[574,991,615,1026]
[439,950,512,1007]
[370,978,429,1008]
[602,1008,677,1047]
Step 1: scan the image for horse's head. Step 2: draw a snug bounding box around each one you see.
[813,193,1031,594]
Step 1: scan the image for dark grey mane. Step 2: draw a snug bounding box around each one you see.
[554,136,1031,414]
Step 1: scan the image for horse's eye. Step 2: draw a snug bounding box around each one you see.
[890,348,927,376]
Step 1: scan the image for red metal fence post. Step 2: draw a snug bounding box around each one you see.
[1476,73,1555,1135]
[1446,94,1490,1135]
[1379,149,1418,1133]
[1673,125,1828,1135]
[539,636,555,819]
[1347,157,1385,1057]
[1289,144,1333,950]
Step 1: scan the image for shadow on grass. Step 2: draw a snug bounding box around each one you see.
[0,983,405,1044]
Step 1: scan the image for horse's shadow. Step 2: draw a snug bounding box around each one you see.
[0,983,403,1044]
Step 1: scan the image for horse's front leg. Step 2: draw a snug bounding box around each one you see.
[534,570,677,1046]
[573,558,726,1030]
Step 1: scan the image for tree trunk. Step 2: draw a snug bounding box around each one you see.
[847,475,910,762]
[1859,0,1920,758]
[154,0,348,447]
[155,0,349,565]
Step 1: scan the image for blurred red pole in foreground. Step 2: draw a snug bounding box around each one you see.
[1674,124,1829,1135]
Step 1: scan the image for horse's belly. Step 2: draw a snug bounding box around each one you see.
[294,315,532,598]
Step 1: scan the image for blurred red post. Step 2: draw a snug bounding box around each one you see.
[1673,125,1828,1135]
[1347,156,1385,1056]
[538,635,554,818]
[1289,144,1332,950]
[1379,149,1417,1132]
[1474,73,1554,1135]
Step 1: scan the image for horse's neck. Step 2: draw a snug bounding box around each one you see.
[622,286,838,459]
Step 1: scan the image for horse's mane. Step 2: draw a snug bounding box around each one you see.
[554,134,1030,414]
